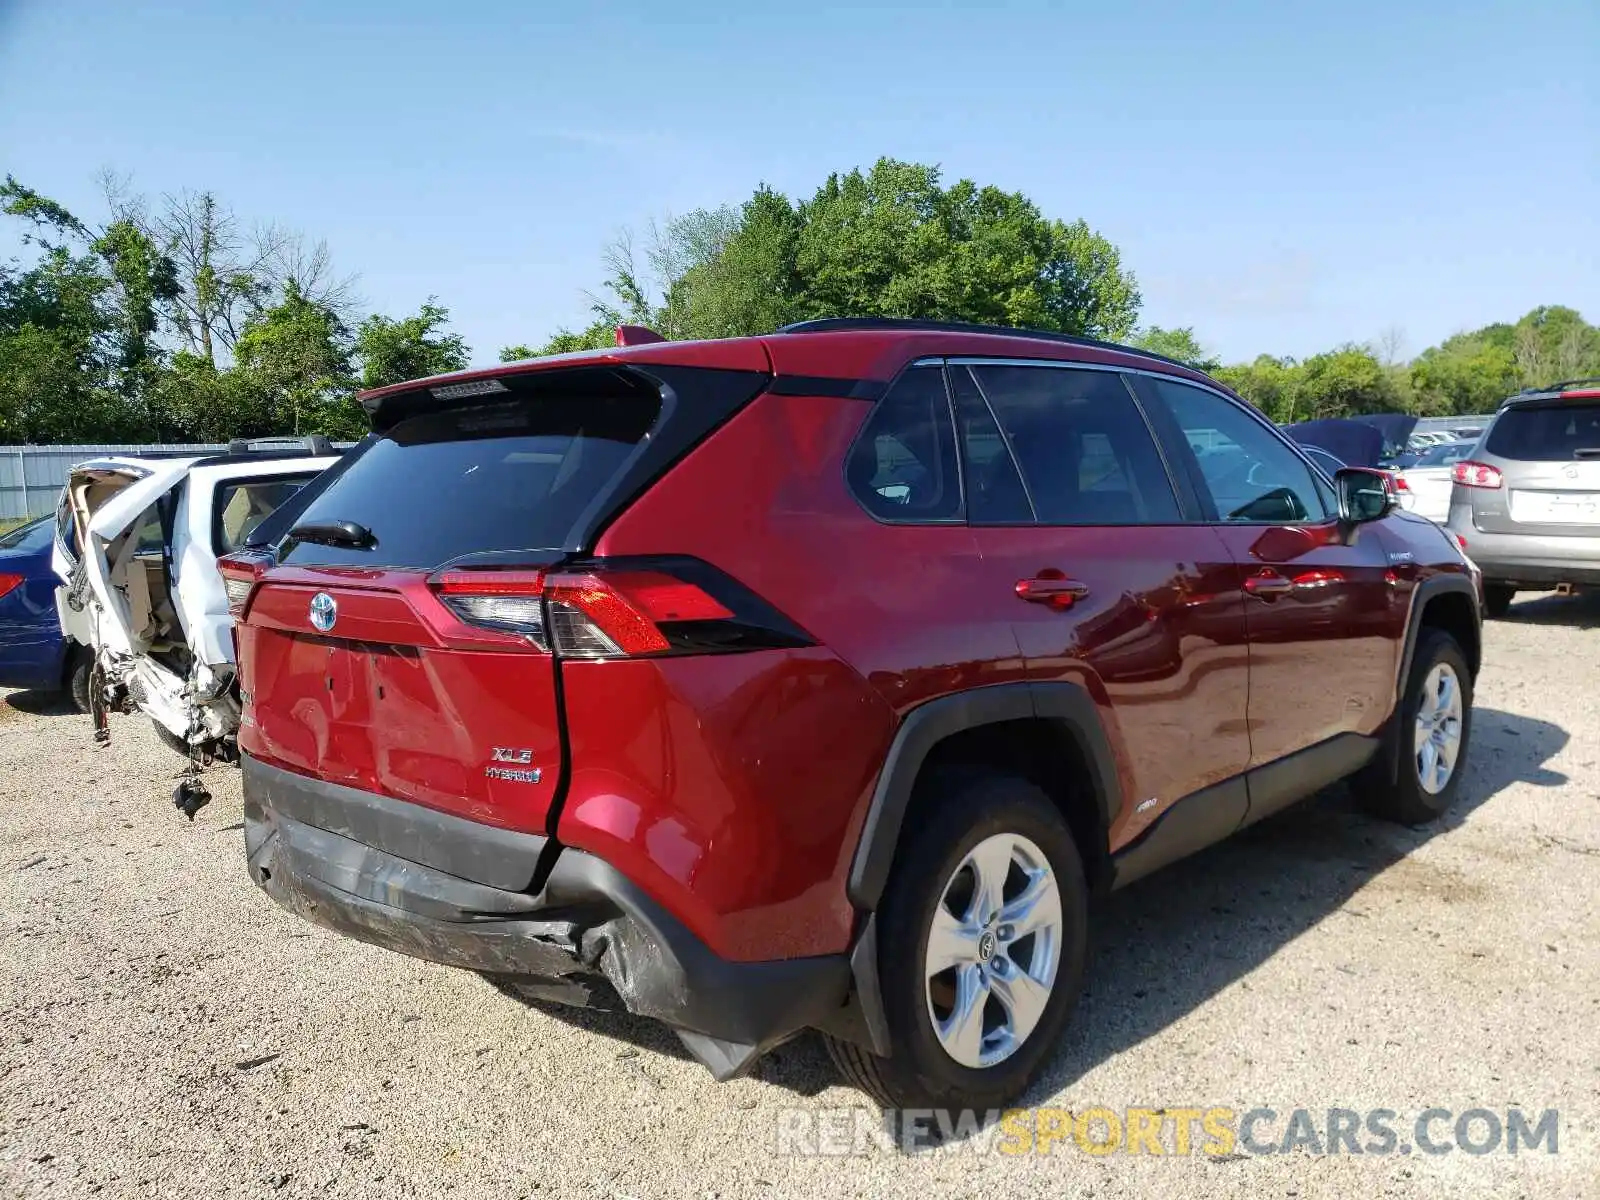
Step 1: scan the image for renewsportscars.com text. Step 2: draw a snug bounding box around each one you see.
[774,1106,1560,1157]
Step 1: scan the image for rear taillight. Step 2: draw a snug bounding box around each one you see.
[217,551,271,617]
[1453,461,1503,489]
[434,569,548,641]
[0,573,23,601]
[429,559,804,659]
[1390,473,1410,492]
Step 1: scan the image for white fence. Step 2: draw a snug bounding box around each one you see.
[0,444,230,520]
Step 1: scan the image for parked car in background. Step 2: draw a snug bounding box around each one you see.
[54,438,338,762]
[1447,380,1600,616]
[1395,440,1477,522]
[228,318,1481,1113]
[0,514,91,706]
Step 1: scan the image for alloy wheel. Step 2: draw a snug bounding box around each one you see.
[924,832,1063,1069]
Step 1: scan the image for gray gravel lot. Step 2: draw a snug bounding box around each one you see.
[3,593,1598,1199]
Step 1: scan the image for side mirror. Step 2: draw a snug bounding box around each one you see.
[1335,467,1396,524]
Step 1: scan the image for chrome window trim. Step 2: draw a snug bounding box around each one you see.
[936,354,1339,511]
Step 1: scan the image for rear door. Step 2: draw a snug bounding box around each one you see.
[1471,398,1600,533]
[238,363,768,836]
[951,361,1252,853]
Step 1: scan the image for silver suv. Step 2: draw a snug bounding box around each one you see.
[1446,380,1600,616]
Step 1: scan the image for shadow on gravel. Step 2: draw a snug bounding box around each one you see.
[3,688,76,717]
[484,706,1568,1119]
[1497,589,1600,629]
[1028,704,1569,1110]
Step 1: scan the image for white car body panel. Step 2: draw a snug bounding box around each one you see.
[53,453,335,748]
[1399,467,1455,523]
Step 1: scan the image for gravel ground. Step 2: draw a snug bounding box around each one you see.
[3,593,1598,1199]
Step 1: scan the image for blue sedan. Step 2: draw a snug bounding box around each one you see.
[0,515,90,708]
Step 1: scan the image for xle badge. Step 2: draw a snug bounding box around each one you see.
[486,747,541,784]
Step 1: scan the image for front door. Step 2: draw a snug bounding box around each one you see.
[1136,377,1400,774]
[948,360,1252,855]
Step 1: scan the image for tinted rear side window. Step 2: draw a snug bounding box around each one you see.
[845,366,961,521]
[280,392,659,569]
[1484,403,1600,461]
[969,365,1181,525]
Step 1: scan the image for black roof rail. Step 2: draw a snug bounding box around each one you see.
[1548,377,1600,391]
[774,317,1195,372]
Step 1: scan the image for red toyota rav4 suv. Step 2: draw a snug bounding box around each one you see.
[227,319,1482,1110]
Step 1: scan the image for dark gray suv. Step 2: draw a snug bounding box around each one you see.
[1447,380,1600,616]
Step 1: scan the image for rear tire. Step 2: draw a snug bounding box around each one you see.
[1482,584,1515,619]
[67,651,92,715]
[1362,628,1473,826]
[823,769,1089,1112]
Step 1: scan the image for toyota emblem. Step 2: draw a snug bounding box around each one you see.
[309,592,337,633]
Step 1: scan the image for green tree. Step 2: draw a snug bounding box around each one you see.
[1510,305,1600,386]
[231,282,360,437]
[789,159,1140,338]
[1409,333,1520,415]
[354,299,469,390]
[1289,345,1399,420]
[1131,325,1219,371]
[0,176,183,440]
[532,158,1143,349]
[1214,355,1302,423]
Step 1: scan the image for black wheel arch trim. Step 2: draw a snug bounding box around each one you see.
[1376,572,1481,785]
[839,680,1121,1057]
[846,681,1122,911]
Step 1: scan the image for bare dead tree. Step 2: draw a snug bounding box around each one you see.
[1375,325,1407,366]
[1514,325,1547,387]
[253,223,361,325]
[1553,325,1588,381]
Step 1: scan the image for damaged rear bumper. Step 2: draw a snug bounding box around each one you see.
[242,755,849,1078]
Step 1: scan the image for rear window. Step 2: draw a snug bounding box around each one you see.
[1413,442,1473,468]
[0,514,52,551]
[279,392,660,569]
[1485,402,1600,462]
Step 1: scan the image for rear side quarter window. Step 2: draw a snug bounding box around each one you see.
[845,366,962,522]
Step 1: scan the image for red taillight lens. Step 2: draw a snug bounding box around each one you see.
[546,575,670,656]
[217,551,270,616]
[0,573,23,600]
[599,571,735,624]
[1391,473,1410,492]
[1453,461,1503,489]
[429,564,765,659]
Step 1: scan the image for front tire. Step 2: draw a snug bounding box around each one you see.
[825,770,1088,1111]
[1363,628,1473,825]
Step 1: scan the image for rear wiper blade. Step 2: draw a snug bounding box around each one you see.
[1572,448,1600,459]
[287,519,375,548]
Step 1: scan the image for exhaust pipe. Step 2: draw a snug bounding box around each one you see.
[1556,583,1578,596]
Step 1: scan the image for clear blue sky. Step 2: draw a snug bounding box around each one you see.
[2,0,1595,367]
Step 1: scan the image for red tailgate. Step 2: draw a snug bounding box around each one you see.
[238,567,561,834]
